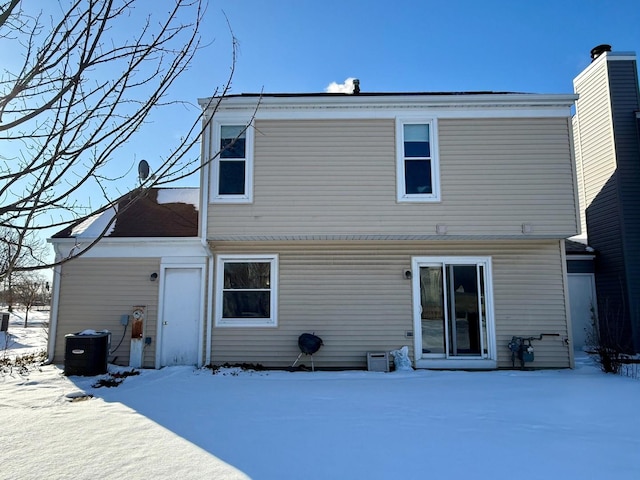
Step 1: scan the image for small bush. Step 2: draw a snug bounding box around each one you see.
[0,349,47,376]
[92,369,140,388]
[587,304,638,378]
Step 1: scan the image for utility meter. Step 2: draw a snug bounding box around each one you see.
[131,306,145,338]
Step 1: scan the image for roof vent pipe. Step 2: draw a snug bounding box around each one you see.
[352,78,360,94]
[590,44,612,62]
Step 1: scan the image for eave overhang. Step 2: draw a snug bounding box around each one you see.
[199,93,578,120]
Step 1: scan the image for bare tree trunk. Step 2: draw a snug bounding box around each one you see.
[7,274,12,313]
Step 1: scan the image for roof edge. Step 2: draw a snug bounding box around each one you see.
[198,92,578,110]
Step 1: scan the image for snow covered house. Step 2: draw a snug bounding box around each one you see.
[49,89,581,370]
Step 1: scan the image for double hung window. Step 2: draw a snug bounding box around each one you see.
[396,119,439,202]
[215,255,278,327]
[212,123,253,202]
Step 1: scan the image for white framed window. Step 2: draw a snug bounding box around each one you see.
[215,254,278,327]
[396,118,440,202]
[211,121,254,203]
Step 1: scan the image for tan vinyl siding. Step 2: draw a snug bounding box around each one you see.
[440,118,577,233]
[209,240,570,369]
[207,118,577,239]
[572,116,587,234]
[574,62,616,211]
[54,258,160,367]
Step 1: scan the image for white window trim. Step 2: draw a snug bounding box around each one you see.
[411,256,496,369]
[215,254,278,327]
[396,118,440,203]
[210,119,254,204]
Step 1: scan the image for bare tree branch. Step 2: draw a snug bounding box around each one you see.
[0,0,255,279]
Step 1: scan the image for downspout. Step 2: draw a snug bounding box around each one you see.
[45,243,63,364]
[200,109,214,366]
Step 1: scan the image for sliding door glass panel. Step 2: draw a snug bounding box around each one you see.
[448,265,481,356]
[479,265,488,355]
[419,266,445,354]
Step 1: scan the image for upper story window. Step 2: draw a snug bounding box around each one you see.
[396,119,440,202]
[212,122,253,203]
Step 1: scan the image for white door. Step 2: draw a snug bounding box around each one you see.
[160,268,202,366]
[568,274,597,350]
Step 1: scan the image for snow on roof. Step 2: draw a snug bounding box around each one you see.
[70,207,117,238]
[156,188,199,209]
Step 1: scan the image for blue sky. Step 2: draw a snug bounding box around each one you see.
[194,0,640,95]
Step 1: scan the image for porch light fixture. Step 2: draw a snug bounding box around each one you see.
[150,272,158,282]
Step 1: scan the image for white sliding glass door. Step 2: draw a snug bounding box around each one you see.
[412,257,496,368]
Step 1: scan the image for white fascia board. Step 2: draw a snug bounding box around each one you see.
[201,94,578,120]
[252,106,574,120]
[49,237,207,259]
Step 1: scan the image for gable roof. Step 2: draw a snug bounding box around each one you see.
[51,188,199,239]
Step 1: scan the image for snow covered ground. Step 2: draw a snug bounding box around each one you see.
[1,310,640,480]
[0,309,49,362]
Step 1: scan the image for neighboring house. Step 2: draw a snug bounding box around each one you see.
[572,45,640,352]
[49,89,580,370]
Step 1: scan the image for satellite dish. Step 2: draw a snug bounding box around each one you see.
[138,160,150,181]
